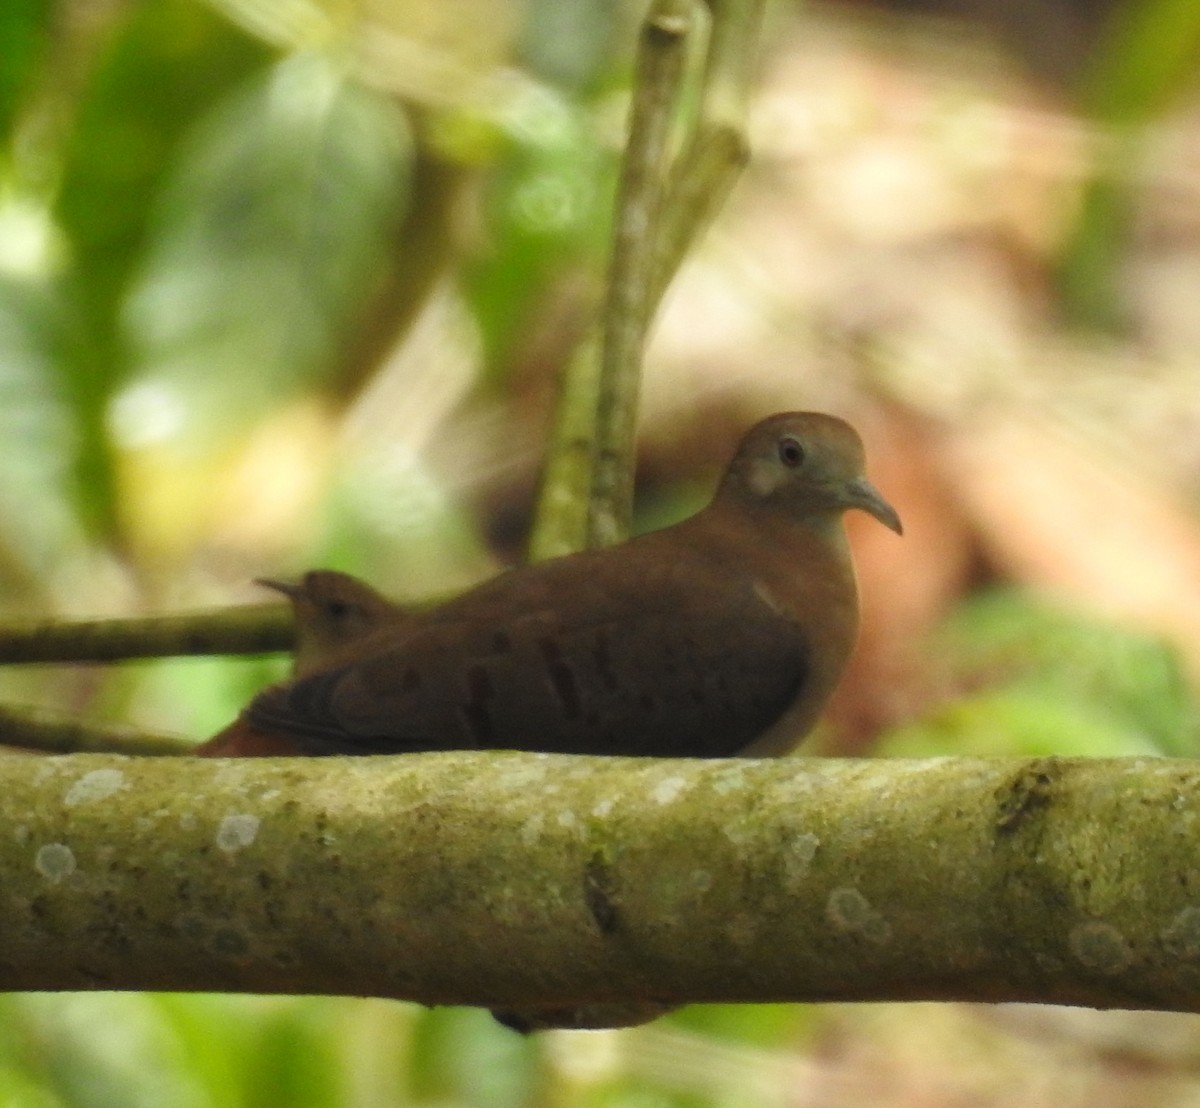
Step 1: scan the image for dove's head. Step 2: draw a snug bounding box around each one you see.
[257,571,399,646]
[719,412,902,535]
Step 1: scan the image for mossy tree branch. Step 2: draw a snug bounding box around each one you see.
[530,0,765,558]
[5,751,1199,1017]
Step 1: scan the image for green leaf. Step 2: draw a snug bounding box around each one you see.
[1081,0,1200,123]
[51,1,270,536]
[882,590,1200,758]
[0,274,89,593]
[0,994,208,1108]
[0,0,51,145]
[118,52,412,447]
[459,82,613,379]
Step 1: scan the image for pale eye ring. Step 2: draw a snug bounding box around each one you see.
[777,436,805,467]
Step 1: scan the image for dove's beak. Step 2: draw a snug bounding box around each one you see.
[844,478,903,535]
[255,577,301,599]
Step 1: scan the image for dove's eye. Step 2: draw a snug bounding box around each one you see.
[777,437,805,467]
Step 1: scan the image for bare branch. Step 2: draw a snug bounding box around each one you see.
[0,705,192,755]
[0,604,293,664]
[587,0,694,548]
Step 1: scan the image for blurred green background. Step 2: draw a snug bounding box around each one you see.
[2,0,1200,1104]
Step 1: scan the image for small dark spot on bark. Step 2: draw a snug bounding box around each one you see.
[211,927,249,958]
[584,853,620,934]
[402,668,422,692]
[996,759,1062,835]
[491,631,512,653]
[638,692,656,712]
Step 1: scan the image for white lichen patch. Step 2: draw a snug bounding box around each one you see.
[520,812,545,846]
[711,766,750,795]
[215,814,261,854]
[64,768,126,807]
[13,825,29,845]
[1162,906,1200,959]
[826,887,892,944]
[722,820,755,848]
[650,776,688,805]
[690,869,713,893]
[591,798,615,819]
[35,843,76,883]
[791,831,820,864]
[782,832,820,890]
[1069,921,1131,974]
[556,810,579,831]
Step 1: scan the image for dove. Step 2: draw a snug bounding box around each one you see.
[257,571,409,676]
[197,412,901,759]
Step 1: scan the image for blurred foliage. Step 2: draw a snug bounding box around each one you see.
[1080,0,1200,121]
[120,51,413,440]
[54,3,272,533]
[460,84,611,381]
[0,0,622,606]
[1059,0,1200,326]
[0,0,51,148]
[881,588,1200,759]
[0,0,1197,1104]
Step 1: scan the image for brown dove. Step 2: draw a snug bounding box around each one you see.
[258,570,409,676]
[197,412,901,759]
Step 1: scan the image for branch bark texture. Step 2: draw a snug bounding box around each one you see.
[2,752,1198,1014]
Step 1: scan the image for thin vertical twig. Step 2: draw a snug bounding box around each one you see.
[586,0,695,548]
[530,0,767,556]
